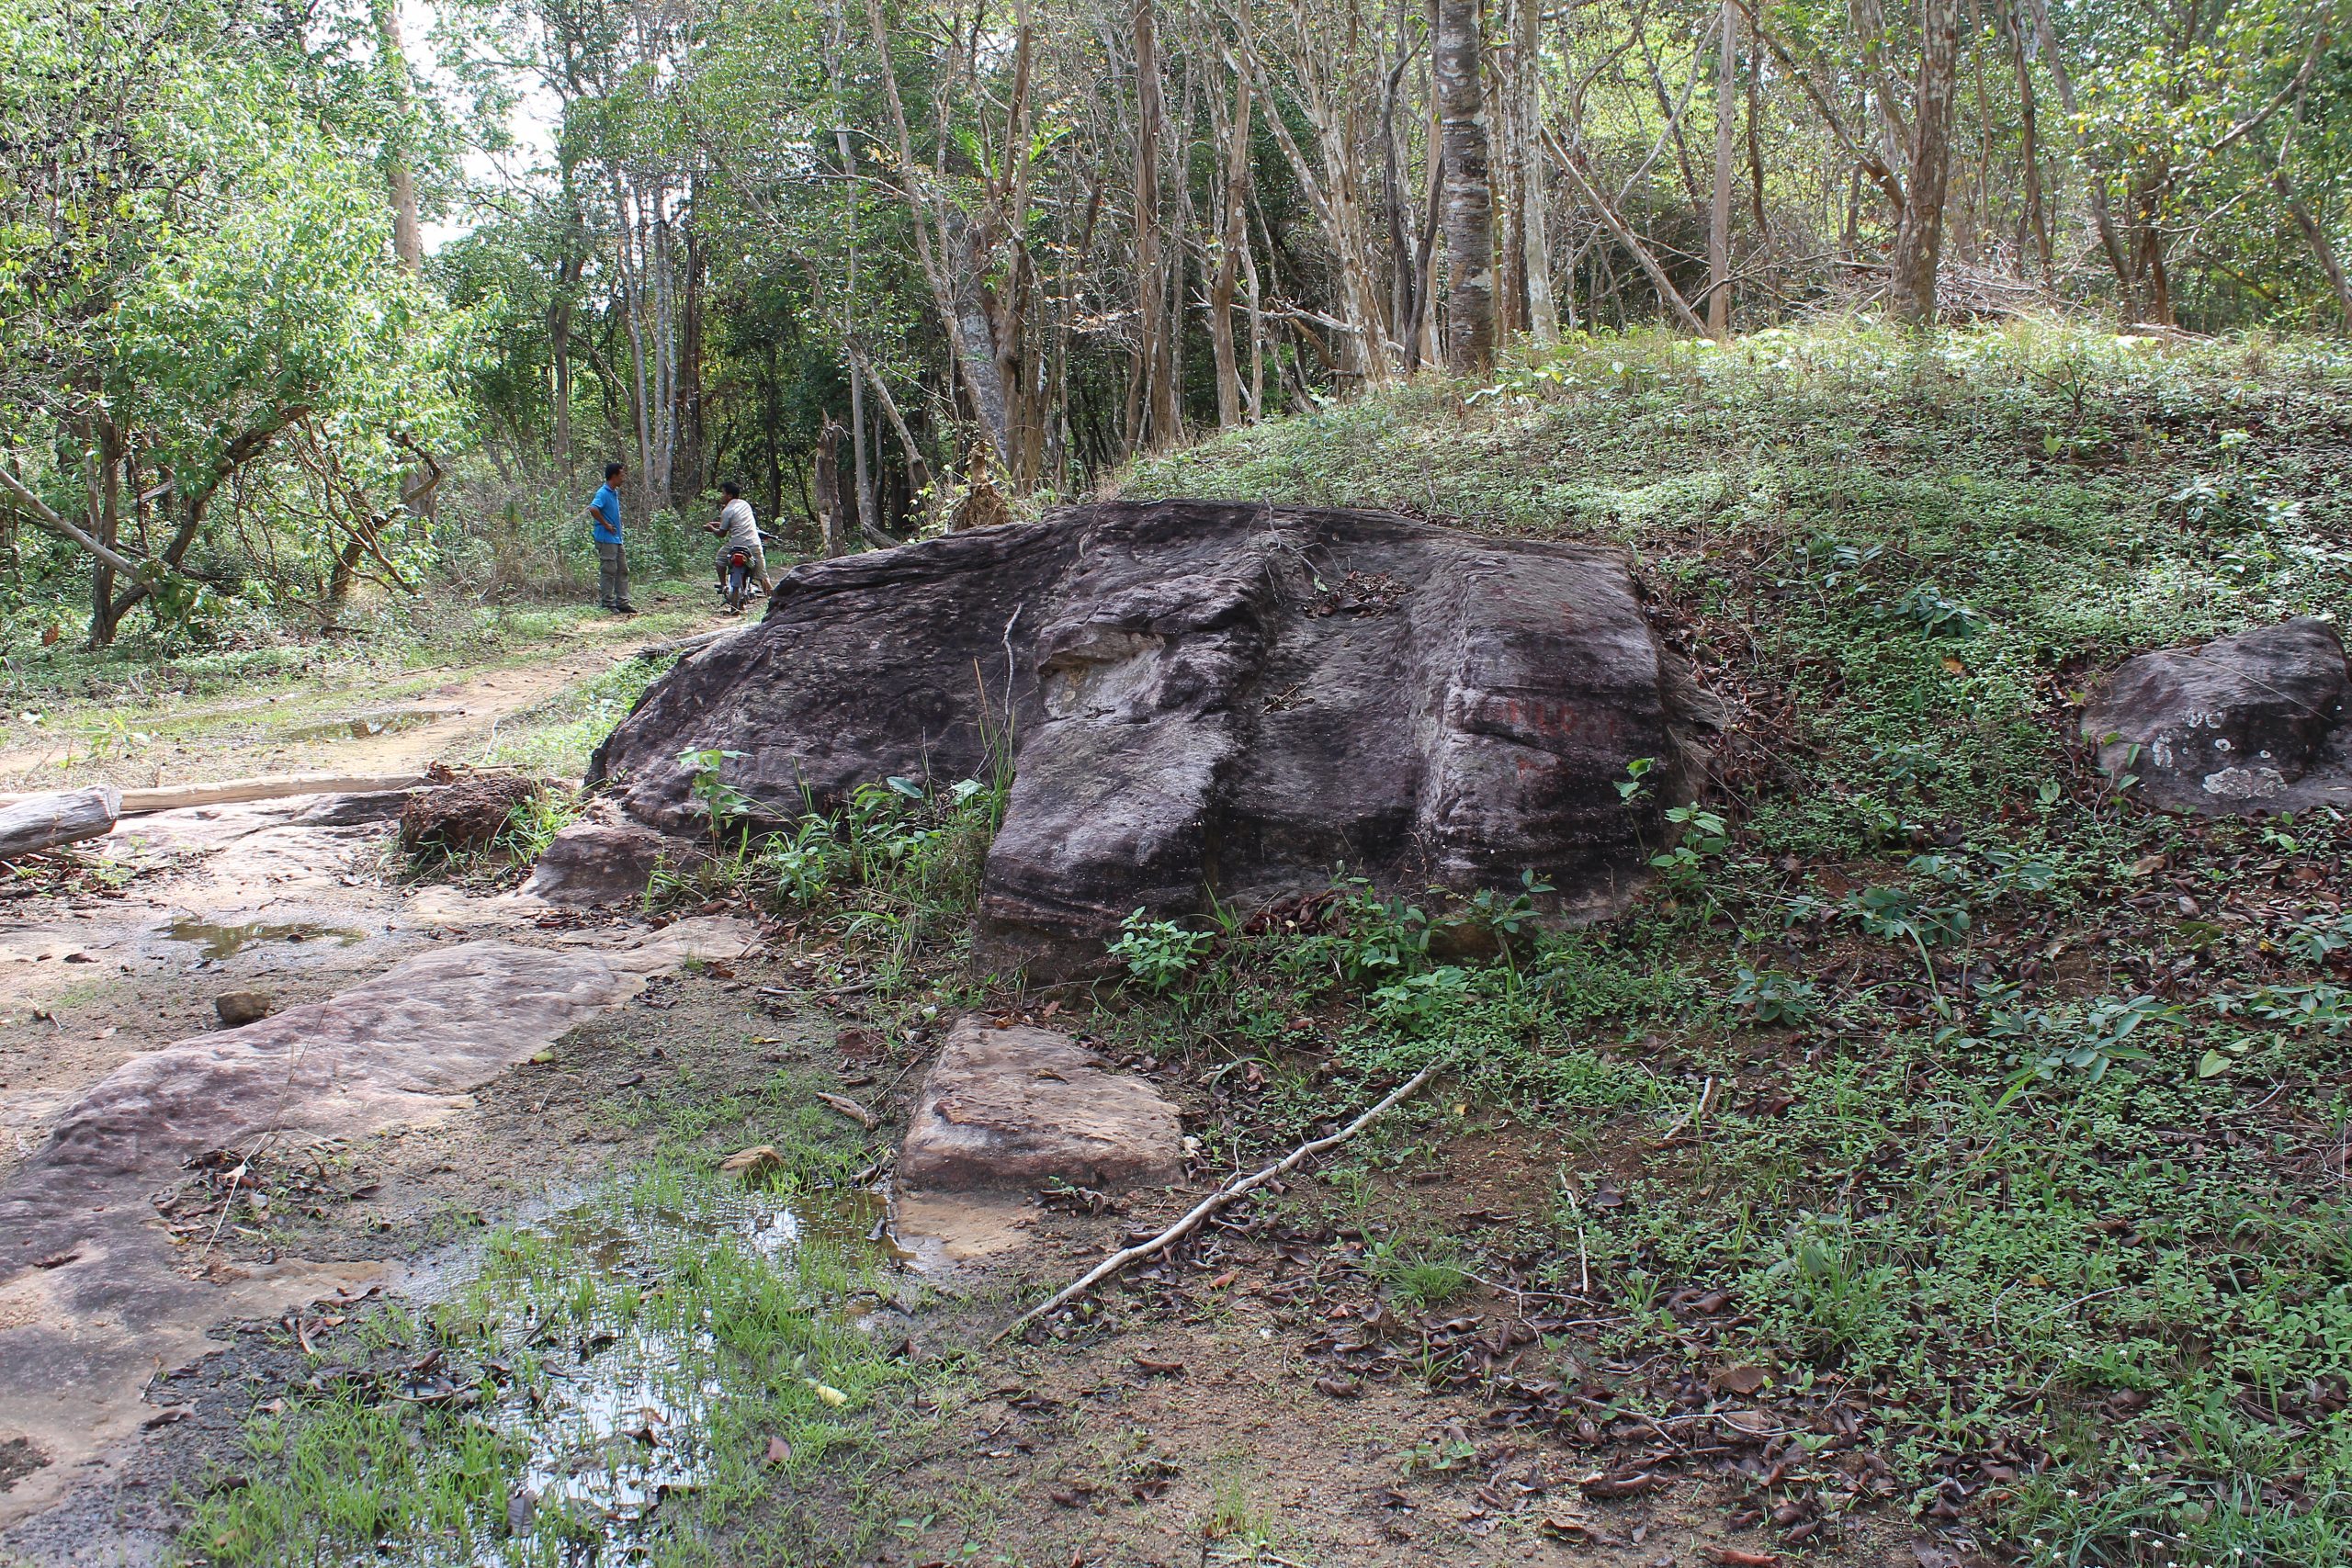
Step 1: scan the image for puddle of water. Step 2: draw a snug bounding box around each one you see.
[163,918,367,959]
[401,1176,912,1564]
[285,708,458,742]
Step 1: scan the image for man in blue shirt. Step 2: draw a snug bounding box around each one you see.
[584,461,634,614]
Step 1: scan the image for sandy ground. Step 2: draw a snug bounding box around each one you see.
[0,624,676,794]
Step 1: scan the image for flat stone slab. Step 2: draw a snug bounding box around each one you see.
[2082,616,2352,814]
[899,1016,1182,1194]
[0,917,750,1531]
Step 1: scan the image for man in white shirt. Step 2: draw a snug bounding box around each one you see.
[705,479,772,596]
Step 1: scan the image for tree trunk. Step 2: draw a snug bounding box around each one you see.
[1132,0,1177,449]
[1210,66,1254,428]
[371,0,424,272]
[1888,0,1960,323]
[813,419,850,558]
[1706,0,1737,336]
[2018,0,2134,318]
[1515,0,1557,344]
[2007,0,2050,276]
[2270,154,2352,330]
[1434,0,1495,372]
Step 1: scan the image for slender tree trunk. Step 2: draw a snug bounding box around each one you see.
[2019,0,2134,317]
[1516,0,1556,344]
[2007,0,2050,276]
[1889,0,1960,323]
[1132,0,1178,448]
[1435,0,1495,372]
[2270,154,2352,330]
[1706,0,1737,335]
[823,27,880,541]
[1745,15,1770,245]
[1210,65,1254,428]
[674,211,705,507]
[89,423,121,647]
[371,0,424,272]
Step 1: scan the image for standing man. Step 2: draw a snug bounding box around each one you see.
[585,460,634,615]
[705,479,772,602]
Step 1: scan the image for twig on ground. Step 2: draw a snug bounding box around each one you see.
[992,1065,1438,1344]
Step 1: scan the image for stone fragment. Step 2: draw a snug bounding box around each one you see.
[2082,617,2352,815]
[214,989,275,1027]
[590,502,1713,976]
[521,818,670,906]
[899,1016,1181,1193]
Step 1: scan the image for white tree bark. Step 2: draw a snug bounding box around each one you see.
[0,786,121,860]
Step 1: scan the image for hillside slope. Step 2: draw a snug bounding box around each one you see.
[1110,321,2352,1564]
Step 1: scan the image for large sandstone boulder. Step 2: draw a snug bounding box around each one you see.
[2082,617,2352,814]
[590,501,1710,976]
[899,1017,1182,1193]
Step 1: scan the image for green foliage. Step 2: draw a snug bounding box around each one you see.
[1725,966,1819,1027]
[1107,910,1213,992]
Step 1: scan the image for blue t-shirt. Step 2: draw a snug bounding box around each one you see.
[590,483,622,544]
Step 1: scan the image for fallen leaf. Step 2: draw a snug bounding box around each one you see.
[719,1145,781,1179]
[815,1092,876,1129]
[805,1378,848,1407]
[1132,1356,1185,1377]
[1579,1469,1667,1499]
[1708,1551,1781,1567]
[765,1436,792,1467]
[1713,1364,1769,1396]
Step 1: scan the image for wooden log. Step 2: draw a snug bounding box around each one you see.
[0,771,512,817]
[0,784,122,859]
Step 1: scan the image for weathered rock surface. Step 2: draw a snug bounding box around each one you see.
[899,1016,1182,1193]
[2082,617,2352,814]
[521,818,671,906]
[591,502,1710,976]
[0,918,750,1529]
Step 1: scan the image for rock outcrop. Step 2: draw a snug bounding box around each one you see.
[2082,617,2352,814]
[521,818,671,906]
[899,1017,1182,1193]
[591,501,1710,976]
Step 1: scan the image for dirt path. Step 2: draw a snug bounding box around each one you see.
[0,641,655,793]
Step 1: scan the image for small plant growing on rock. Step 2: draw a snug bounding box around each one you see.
[1108,910,1211,992]
[677,746,752,834]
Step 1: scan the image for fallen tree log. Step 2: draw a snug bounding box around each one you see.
[0,784,122,859]
[0,770,518,817]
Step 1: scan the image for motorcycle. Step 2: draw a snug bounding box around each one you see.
[722,547,755,614]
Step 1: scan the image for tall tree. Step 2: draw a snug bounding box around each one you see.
[1434,0,1494,370]
[1889,0,1960,321]
[1706,0,1737,334]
